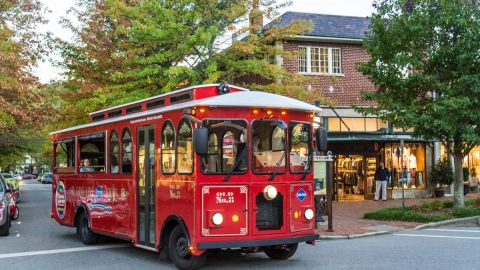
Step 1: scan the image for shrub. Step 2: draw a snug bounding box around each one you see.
[364,207,451,223]
[452,207,480,218]
[442,200,454,208]
[431,159,454,186]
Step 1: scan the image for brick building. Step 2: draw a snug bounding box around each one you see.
[268,12,441,200]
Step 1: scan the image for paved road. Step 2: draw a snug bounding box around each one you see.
[1,180,480,270]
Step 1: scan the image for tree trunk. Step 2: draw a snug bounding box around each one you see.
[453,152,465,208]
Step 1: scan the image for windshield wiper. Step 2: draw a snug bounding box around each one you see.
[224,146,247,182]
[300,151,313,180]
[268,151,286,181]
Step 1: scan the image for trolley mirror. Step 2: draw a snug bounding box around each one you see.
[194,127,208,155]
[315,127,327,152]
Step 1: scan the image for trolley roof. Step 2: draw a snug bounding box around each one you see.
[50,84,321,135]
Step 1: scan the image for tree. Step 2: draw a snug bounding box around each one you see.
[56,0,314,129]
[0,0,52,168]
[358,0,480,208]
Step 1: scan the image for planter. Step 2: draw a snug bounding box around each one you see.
[434,188,446,198]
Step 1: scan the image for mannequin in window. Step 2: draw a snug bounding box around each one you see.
[407,153,417,187]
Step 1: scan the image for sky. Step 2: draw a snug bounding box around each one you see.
[33,0,375,83]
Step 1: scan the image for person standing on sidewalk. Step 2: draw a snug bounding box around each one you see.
[374,162,390,201]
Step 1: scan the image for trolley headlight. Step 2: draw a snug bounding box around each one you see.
[304,208,314,220]
[211,212,224,226]
[263,185,278,201]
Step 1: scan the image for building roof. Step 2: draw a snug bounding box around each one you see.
[265,11,370,40]
[50,87,321,135]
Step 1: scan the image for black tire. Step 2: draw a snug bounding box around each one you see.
[0,214,10,236]
[77,212,99,245]
[12,207,19,220]
[264,243,298,260]
[168,225,206,270]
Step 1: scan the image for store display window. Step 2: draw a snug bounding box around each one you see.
[384,143,426,189]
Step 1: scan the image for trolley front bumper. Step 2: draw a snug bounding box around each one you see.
[197,234,319,249]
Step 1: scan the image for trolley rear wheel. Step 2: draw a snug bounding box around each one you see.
[168,225,206,270]
[264,243,298,260]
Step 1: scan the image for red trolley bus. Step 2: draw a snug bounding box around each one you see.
[50,84,323,270]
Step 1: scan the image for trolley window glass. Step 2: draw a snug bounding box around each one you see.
[122,128,133,174]
[201,119,248,174]
[54,138,76,174]
[79,132,106,173]
[289,122,312,173]
[252,120,286,174]
[110,130,119,174]
[177,119,193,174]
[161,121,176,174]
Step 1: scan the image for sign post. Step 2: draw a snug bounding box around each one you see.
[314,155,334,232]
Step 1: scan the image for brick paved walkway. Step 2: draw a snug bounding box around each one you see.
[316,193,480,236]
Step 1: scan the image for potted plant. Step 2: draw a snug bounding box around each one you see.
[431,159,454,198]
[463,167,470,196]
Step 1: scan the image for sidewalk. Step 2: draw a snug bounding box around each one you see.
[316,193,480,237]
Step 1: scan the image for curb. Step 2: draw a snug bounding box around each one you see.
[319,230,392,240]
[318,216,480,240]
[412,215,480,230]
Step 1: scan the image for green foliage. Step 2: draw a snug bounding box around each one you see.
[55,0,315,131]
[431,159,454,186]
[0,0,53,168]
[363,207,451,223]
[452,207,480,218]
[358,0,480,207]
[364,198,480,222]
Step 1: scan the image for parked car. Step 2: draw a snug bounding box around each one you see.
[6,182,19,220]
[41,173,53,184]
[1,173,20,201]
[0,176,11,236]
[21,174,34,180]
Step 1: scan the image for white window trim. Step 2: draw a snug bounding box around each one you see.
[298,46,343,76]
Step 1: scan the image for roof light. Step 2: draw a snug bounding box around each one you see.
[253,109,258,114]
[267,110,272,115]
[281,111,286,115]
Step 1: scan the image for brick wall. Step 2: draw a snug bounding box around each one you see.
[282,40,376,106]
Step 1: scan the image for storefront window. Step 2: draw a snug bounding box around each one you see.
[384,143,426,189]
[326,117,387,132]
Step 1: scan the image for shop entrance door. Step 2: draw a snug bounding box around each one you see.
[363,156,377,200]
[137,126,156,247]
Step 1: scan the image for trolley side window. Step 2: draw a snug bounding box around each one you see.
[54,138,76,174]
[79,132,106,173]
[177,119,193,174]
[200,119,248,174]
[110,130,119,174]
[161,121,176,174]
[289,122,312,173]
[122,128,133,174]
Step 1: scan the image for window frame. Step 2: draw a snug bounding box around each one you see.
[160,120,176,175]
[288,121,313,174]
[298,46,343,76]
[121,127,133,175]
[200,118,249,175]
[54,137,76,174]
[251,119,287,175]
[176,118,194,175]
[109,129,119,174]
[78,131,107,174]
